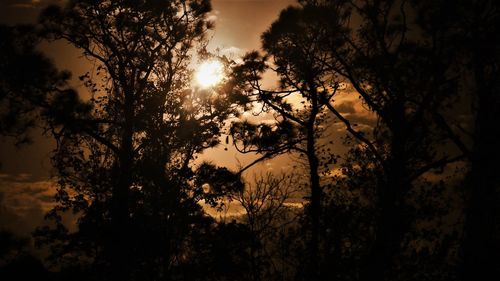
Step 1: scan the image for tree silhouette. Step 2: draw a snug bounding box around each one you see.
[0,24,73,145]
[1,0,497,280]
[229,16,341,276]
[0,229,51,281]
[270,1,471,279]
[231,172,301,281]
[33,1,242,280]
[416,0,500,279]
[242,0,478,280]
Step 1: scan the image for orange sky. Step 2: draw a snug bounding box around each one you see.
[0,0,380,234]
[0,0,304,237]
[0,0,296,177]
[0,0,376,184]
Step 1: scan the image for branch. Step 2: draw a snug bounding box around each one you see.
[433,112,471,158]
[329,48,385,117]
[235,141,308,176]
[237,152,280,176]
[325,101,386,167]
[250,70,307,127]
[409,154,466,183]
[81,126,119,154]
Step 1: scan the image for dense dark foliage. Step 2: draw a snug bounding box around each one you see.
[0,24,75,146]
[0,0,498,281]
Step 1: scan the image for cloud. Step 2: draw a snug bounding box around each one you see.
[9,0,41,9]
[0,174,57,236]
[283,202,303,208]
[221,46,244,56]
[335,100,357,114]
[331,94,378,131]
[215,46,246,63]
[201,199,246,219]
[207,14,218,22]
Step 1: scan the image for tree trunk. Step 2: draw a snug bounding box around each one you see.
[303,81,322,280]
[362,107,409,281]
[306,118,321,280]
[110,89,135,281]
[461,48,500,281]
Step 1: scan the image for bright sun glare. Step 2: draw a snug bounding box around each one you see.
[195,60,224,88]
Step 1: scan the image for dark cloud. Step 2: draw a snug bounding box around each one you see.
[332,97,378,131]
[0,175,56,237]
[335,100,357,114]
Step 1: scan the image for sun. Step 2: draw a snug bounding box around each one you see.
[195,60,224,88]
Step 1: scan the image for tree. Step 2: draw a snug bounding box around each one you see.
[229,8,342,275]
[34,1,241,280]
[251,0,473,280]
[178,217,254,281]
[0,230,50,281]
[416,1,500,279]
[270,1,470,279]
[0,24,74,145]
[231,172,301,281]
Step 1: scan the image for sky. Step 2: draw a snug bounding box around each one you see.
[0,0,308,238]
[0,0,298,175]
[0,0,381,240]
[0,3,476,277]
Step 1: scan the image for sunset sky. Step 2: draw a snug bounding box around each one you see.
[0,0,303,237]
[0,2,486,279]
[0,0,297,175]
[0,0,378,238]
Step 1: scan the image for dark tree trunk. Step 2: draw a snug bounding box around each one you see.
[305,83,321,280]
[362,105,410,281]
[306,125,321,280]
[110,89,135,281]
[461,48,500,281]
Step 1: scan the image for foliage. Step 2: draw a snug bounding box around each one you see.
[0,24,76,145]
[32,1,242,280]
[1,0,498,281]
